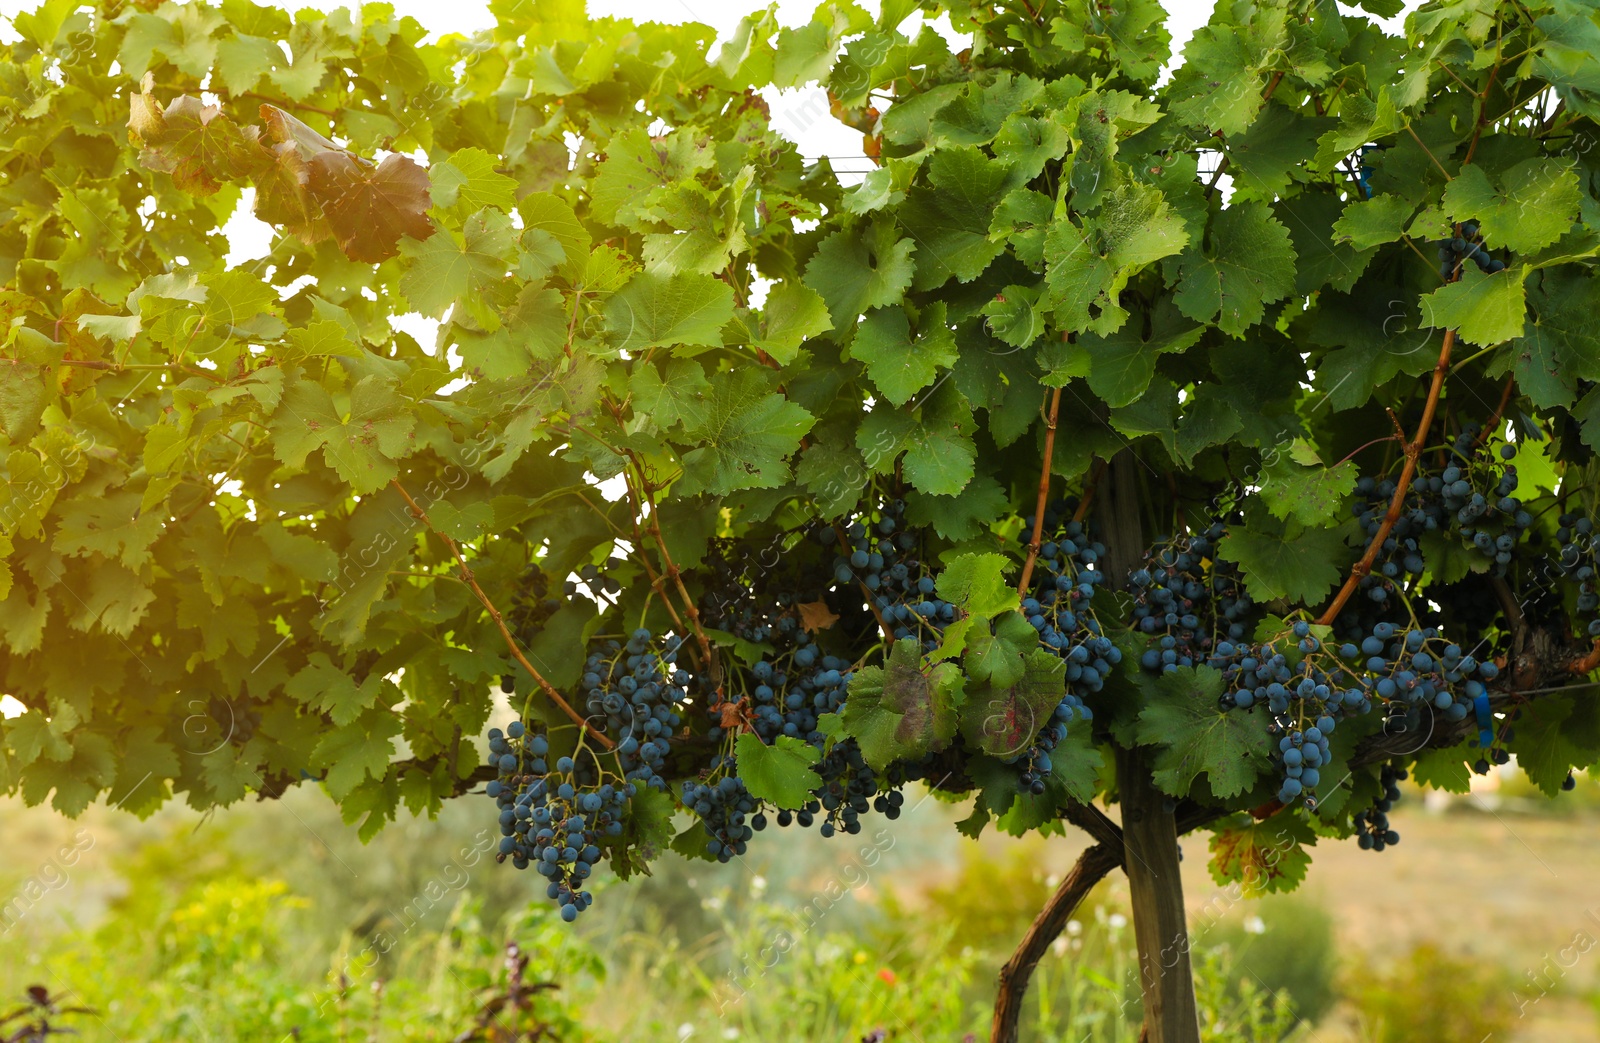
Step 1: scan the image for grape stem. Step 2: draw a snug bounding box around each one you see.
[1473,375,1517,449]
[1330,433,1402,469]
[618,454,723,703]
[1017,386,1064,595]
[1071,458,1108,526]
[390,479,615,750]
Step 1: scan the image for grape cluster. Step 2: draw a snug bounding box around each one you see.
[508,564,560,645]
[1435,220,1505,279]
[784,740,906,836]
[682,757,759,863]
[1214,619,1501,806]
[566,561,622,603]
[1130,522,1254,672]
[1556,513,1600,638]
[486,723,630,921]
[708,633,853,749]
[1349,435,1531,614]
[1016,505,1112,793]
[1354,765,1405,852]
[699,518,911,842]
[827,503,952,653]
[1433,433,1529,574]
[1349,477,1437,609]
[580,629,688,792]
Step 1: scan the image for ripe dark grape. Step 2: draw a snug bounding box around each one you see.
[1556,513,1600,638]
[1016,502,1113,790]
[1354,765,1406,852]
[580,629,688,792]
[485,727,626,920]
[682,757,758,862]
[1129,522,1255,674]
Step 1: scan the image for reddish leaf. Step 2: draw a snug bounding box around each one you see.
[244,138,325,243]
[308,152,436,263]
[258,102,341,159]
[127,92,255,195]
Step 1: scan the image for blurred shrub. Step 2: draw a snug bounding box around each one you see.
[1204,892,1338,1024]
[1346,942,1516,1042]
[1193,946,1306,1043]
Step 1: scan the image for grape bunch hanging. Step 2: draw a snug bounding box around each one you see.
[480,429,1595,920]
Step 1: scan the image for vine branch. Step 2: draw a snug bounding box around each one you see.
[1316,330,1458,627]
[992,843,1123,1043]
[1018,386,1064,595]
[619,454,722,702]
[391,479,614,749]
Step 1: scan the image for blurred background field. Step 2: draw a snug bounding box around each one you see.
[3,765,1599,1043]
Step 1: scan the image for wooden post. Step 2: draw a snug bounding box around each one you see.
[1096,451,1200,1043]
[1118,747,1200,1042]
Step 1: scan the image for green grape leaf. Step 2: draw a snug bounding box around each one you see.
[1258,442,1359,527]
[1511,269,1600,409]
[1331,194,1418,249]
[269,374,416,494]
[904,474,1008,541]
[1174,202,1297,337]
[1044,178,1189,336]
[285,652,388,727]
[631,358,712,432]
[1508,695,1600,797]
[1135,667,1273,799]
[1409,744,1474,794]
[855,386,977,497]
[849,303,958,406]
[606,270,735,357]
[430,147,519,212]
[754,282,832,365]
[936,552,1017,619]
[803,220,917,330]
[677,370,815,496]
[311,709,404,801]
[897,146,1011,290]
[399,208,515,325]
[734,732,821,810]
[1419,266,1527,347]
[1441,159,1582,255]
[1218,512,1347,606]
[964,630,1027,689]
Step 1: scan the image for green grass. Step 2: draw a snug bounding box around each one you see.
[2,769,1597,1042]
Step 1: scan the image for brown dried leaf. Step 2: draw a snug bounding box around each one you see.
[797,599,839,632]
[308,151,435,263]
